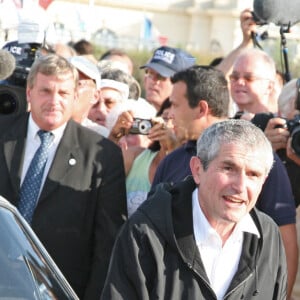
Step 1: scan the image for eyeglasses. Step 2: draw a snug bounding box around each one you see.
[144,69,168,82]
[229,73,270,83]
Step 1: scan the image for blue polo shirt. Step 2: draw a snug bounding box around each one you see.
[152,140,296,226]
[152,140,197,186]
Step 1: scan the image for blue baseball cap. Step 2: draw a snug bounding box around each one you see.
[140,46,196,78]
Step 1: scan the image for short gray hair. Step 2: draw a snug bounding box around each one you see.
[278,78,297,118]
[197,119,274,175]
[27,54,78,89]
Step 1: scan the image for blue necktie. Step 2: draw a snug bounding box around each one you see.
[18,130,53,224]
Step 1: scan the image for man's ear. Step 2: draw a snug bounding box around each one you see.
[26,87,31,104]
[73,89,79,104]
[196,100,209,117]
[266,79,275,96]
[92,89,101,105]
[190,156,202,184]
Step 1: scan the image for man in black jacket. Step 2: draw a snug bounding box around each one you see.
[101,119,287,300]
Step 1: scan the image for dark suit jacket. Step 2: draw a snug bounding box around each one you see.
[0,113,127,299]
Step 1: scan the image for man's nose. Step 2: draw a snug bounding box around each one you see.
[232,173,247,193]
[94,100,108,112]
[48,92,61,104]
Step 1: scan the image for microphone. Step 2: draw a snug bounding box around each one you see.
[253,0,300,26]
[0,49,16,81]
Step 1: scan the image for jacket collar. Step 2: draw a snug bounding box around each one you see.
[171,177,262,292]
[2,114,81,204]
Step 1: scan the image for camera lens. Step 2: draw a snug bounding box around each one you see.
[0,91,17,114]
[291,127,300,157]
[0,85,27,115]
[139,120,152,135]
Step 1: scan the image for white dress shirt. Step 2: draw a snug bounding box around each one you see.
[21,115,66,196]
[192,188,260,300]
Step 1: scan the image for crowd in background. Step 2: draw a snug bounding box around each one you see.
[1,6,300,300]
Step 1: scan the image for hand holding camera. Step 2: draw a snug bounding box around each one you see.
[286,137,300,166]
[108,110,134,143]
[265,117,290,151]
[265,115,300,157]
[129,118,153,135]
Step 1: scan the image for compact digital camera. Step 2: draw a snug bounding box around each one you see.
[129,118,153,135]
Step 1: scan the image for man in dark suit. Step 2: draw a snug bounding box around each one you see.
[0,54,127,299]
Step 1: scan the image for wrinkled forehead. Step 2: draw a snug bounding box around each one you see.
[233,55,274,79]
[217,142,271,173]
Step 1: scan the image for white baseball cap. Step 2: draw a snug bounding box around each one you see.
[100,79,129,102]
[69,56,101,89]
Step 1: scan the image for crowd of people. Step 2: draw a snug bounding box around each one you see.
[1,6,300,300]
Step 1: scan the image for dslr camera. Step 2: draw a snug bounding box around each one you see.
[129,118,153,135]
[284,115,300,157]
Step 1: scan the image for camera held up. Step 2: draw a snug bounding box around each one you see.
[129,118,153,135]
[284,115,300,157]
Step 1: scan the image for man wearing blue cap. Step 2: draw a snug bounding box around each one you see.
[140,46,195,111]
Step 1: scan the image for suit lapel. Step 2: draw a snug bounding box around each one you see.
[39,121,80,202]
[2,115,29,203]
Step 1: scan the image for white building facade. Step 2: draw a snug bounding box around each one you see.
[1,0,300,60]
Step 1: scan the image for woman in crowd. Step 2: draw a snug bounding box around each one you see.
[108,98,183,216]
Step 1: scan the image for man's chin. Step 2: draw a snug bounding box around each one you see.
[42,114,67,129]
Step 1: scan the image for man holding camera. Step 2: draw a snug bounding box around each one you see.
[228,47,298,300]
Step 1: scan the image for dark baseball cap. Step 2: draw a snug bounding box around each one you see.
[140,46,196,78]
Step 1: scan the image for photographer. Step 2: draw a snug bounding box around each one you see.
[263,79,300,204]
[249,78,300,299]
[108,98,182,216]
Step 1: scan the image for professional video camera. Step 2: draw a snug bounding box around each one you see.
[0,11,56,116]
[0,41,41,115]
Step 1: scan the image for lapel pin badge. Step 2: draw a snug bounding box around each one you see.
[69,158,76,166]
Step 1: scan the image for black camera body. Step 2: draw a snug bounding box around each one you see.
[285,114,300,156]
[0,41,41,116]
[129,118,153,135]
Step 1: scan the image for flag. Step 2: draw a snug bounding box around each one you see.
[39,0,53,10]
[12,0,22,8]
[143,17,152,40]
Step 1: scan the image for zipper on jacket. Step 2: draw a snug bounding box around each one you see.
[185,261,218,299]
[224,271,256,299]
